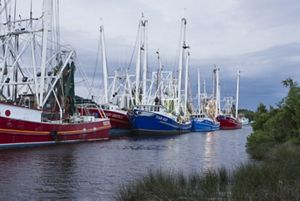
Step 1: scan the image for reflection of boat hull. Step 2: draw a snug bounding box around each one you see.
[0,116,110,149]
[191,118,219,132]
[216,115,242,130]
[129,109,191,136]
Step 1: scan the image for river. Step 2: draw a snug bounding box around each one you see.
[0,126,252,200]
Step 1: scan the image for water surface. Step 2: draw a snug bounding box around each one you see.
[0,126,252,200]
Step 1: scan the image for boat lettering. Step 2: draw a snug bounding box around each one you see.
[155,115,168,122]
[112,114,123,119]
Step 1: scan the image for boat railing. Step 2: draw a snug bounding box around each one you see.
[134,105,167,113]
[100,103,120,111]
[134,104,180,122]
[76,103,107,119]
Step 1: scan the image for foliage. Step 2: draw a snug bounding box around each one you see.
[247,78,300,159]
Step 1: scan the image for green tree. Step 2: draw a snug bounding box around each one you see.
[247,78,300,159]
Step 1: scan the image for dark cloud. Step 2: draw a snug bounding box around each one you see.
[14,0,300,110]
[189,43,300,110]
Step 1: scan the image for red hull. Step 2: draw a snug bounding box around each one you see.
[103,110,131,129]
[216,115,242,130]
[0,116,110,148]
[79,108,131,129]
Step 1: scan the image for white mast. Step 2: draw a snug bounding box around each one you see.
[177,18,187,114]
[135,14,148,105]
[100,25,108,103]
[214,67,221,118]
[156,50,162,97]
[197,70,201,113]
[141,16,148,105]
[135,20,141,105]
[39,0,51,108]
[235,69,240,119]
[183,51,189,116]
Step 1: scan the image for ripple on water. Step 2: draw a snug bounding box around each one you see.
[0,126,252,200]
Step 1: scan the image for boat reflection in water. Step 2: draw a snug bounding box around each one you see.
[203,132,217,170]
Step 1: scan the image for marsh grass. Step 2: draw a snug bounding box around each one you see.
[116,143,300,201]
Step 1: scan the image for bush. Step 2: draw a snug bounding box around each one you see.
[247,78,300,159]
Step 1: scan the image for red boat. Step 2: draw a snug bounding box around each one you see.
[0,0,111,149]
[100,104,131,129]
[78,103,131,138]
[0,103,110,149]
[216,115,242,130]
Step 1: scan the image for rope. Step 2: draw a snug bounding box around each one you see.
[90,30,101,90]
[126,24,140,71]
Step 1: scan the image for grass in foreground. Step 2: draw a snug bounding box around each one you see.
[116,144,300,201]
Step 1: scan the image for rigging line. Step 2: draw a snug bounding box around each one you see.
[74,56,94,99]
[126,24,140,71]
[90,29,101,91]
[0,0,11,17]
[172,20,183,75]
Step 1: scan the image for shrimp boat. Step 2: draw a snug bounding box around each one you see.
[0,0,110,148]
[129,17,191,136]
[191,70,219,132]
[216,70,242,129]
[239,116,250,125]
[191,114,219,132]
[216,115,242,129]
[85,24,132,138]
[130,105,191,135]
[78,102,131,138]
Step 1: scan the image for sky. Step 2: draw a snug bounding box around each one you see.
[17,0,300,110]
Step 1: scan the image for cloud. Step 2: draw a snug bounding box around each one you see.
[189,43,300,109]
[11,0,300,110]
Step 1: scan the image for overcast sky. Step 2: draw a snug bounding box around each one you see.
[18,0,300,110]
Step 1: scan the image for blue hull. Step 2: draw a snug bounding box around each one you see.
[129,110,191,136]
[191,118,220,132]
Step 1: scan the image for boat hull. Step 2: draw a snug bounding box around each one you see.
[0,116,111,149]
[79,108,131,138]
[191,119,220,132]
[103,110,131,129]
[129,109,191,136]
[216,115,242,130]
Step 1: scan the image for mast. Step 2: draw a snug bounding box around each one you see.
[100,25,108,103]
[197,69,201,113]
[183,51,189,116]
[135,20,141,105]
[39,0,51,108]
[156,50,162,97]
[141,15,147,104]
[135,14,148,105]
[235,69,240,119]
[214,67,220,118]
[54,0,60,61]
[177,17,187,114]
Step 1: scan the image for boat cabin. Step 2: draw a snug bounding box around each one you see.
[190,113,206,119]
[100,104,120,111]
[134,105,167,113]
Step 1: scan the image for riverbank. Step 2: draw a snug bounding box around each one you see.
[117,142,300,201]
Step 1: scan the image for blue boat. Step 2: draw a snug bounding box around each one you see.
[191,114,220,132]
[129,105,191,136]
